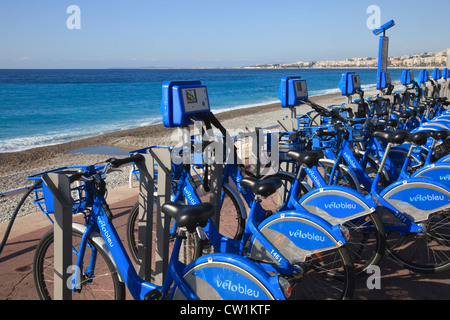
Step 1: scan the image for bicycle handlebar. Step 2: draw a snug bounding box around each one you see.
[107,154,144,168]
[306,100,346,122]
[316,129,336,137]
[65,154,145,183]
[68,171,85,183]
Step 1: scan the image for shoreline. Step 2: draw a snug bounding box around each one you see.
[0,92,345,175]
[0,91,348,223]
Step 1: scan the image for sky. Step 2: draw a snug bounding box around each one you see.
[0,0,449,69]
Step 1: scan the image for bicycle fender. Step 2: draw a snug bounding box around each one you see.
[415,124,449,132]
[420,121,450,130]
[388,146,425,169]
[249,211,346,264]
[172,253,285,300]
[412,163,450,187]
[437,154,450,163]
[432,117,450,123]
[380,178,450,222]
[72,223,124,283]
[299,186,376,225]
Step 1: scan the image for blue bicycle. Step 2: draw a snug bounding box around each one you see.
[271,74,450,275]
[32,156,291,300]
[125,142,356,300]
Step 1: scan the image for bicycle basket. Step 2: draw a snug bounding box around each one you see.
[310,125,337,149]
[349,123,365,142]
[278,131,308,161]
[27,165,104,217]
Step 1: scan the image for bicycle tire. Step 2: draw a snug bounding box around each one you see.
[126,200,200,265]
[126,182,246,263]
[261,171,310,213]
[189,182,247,259]
[345,211,386,277]
[291,245,355,300]
[33,227,125,300]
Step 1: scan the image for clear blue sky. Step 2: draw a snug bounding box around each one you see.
[0,0,449,68]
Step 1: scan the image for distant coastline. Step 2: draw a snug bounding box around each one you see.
[241,66,444,70]
[244,48,449,70]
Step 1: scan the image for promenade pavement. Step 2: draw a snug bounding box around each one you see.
[1,185,450,300]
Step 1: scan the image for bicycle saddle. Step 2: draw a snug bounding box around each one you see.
[161,202,215,232]
[378,119,398,128]
[286,150,324,168]
[408,131,428,146]
[410,105,426,114]
[428,129,450,141]
[240,177,282,198]
[372,130,410,144]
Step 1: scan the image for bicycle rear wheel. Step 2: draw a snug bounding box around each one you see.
[266,171,386,278]
[290,246,355,300]
[33,227,125,300]
[344,212,386,277]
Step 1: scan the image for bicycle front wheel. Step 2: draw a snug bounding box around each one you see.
[33,227,125,300]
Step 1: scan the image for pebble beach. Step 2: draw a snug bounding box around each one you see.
[0,93,347,224]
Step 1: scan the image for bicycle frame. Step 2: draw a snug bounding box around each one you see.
[76,195,160,300]
[283,137,450,235]
[74,191,286,300]
[172,161,348,276]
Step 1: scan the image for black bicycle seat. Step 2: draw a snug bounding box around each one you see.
[410,105,426,114]
[240,177,282,198]
[161,202,215,232]
[408,131,428,146]
[372,130,410,144]
[286,150,324,168]
[378,119,398,128]
[428,129,450,141]
[387,119,399,127]
[393,110,412,119]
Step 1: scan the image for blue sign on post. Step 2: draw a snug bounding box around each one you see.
[278,76,308,108]
[373,20,395,90]
[338,72,361,96]
[431,68,441,80]
[442,68,450,79]
[160,80,210,127]
[400,69,414,85]
[416,69,429,86]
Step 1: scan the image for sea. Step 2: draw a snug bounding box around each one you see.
[0,68,413,153]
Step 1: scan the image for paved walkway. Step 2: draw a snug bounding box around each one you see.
[1,185,450,300]
[0,185,138,300]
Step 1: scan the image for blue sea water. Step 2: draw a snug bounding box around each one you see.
[0,68,410,153]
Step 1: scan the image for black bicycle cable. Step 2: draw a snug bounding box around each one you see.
[0,180,43,256]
